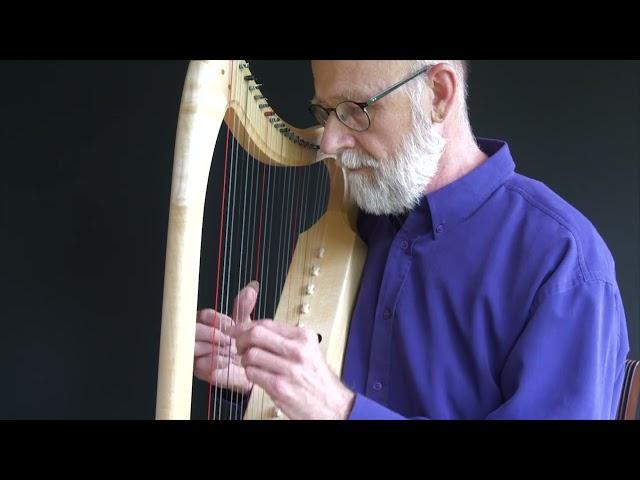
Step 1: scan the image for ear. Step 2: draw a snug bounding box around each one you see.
[427,63,458,124]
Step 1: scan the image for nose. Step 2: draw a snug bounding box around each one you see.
[319,113,356,156]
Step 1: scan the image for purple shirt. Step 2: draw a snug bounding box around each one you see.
[343,138,629,419]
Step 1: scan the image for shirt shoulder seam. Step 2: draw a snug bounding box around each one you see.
[503,182,592,283]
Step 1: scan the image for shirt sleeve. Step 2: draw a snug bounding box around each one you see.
[485,279,628,419]
[348,393,412,420]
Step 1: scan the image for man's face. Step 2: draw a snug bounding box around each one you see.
[311,60,445,215]
[311,61,411,164]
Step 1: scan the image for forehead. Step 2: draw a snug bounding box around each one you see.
[311,60,404,103]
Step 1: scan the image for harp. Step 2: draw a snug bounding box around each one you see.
[155,60,367,419]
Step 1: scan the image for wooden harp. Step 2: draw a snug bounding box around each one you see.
[155,60,366,420]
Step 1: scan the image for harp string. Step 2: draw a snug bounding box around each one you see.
[212,60,242,419]
[207,124,231,420]
[208,61,237,420]
[238,92,261,420]
[234,76,256,419]
[228,131,242,419]
[239,69,266,419]
[204,61,328,419]
[257,141,288,419]
[216,116,237,419]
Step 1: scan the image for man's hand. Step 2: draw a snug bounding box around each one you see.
[193,282,259,394]
[231,298,355,420]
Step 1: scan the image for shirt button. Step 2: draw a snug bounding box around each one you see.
[373,382,383,391]
[382,308,391,320]
[436,224,445,234]
[400,240,409,250]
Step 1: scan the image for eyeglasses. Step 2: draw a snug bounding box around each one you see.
[308,64,433,132]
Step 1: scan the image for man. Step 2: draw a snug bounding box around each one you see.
[193,60,629,419]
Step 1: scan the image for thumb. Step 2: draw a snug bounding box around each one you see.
[232,281,259,327]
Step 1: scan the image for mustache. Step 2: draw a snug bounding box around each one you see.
[336,150,379,170]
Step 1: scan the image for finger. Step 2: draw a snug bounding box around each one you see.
[194,355,230,380]
[195,322,232,347]
[244,366,277,391]
[197,308,234,332]
[194,341,237,358]
[232,281,259,326]
[194,356,252,393]
[234,322,302,359]
[241,346,293,375]
[195,341,214,357]
[244,366,288,404]
[244,319,314,342]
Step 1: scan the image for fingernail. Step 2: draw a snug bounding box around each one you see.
[248,280,260,292]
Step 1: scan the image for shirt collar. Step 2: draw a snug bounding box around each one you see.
[418,138,515,238]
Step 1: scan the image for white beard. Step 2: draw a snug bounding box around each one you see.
[337,113,446,216]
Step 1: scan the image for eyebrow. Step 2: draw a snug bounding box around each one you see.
[310,88,368,106]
